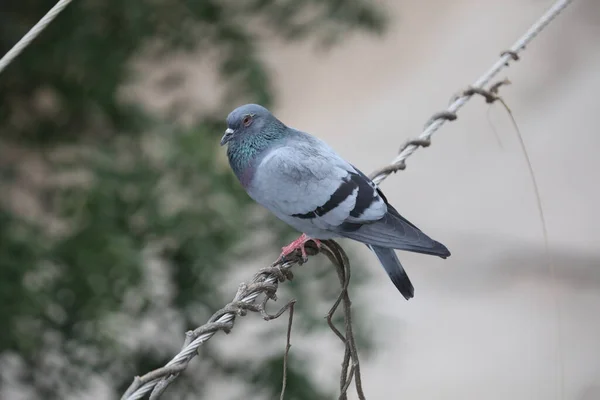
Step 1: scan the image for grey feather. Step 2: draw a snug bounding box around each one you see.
[368,245,414,300]
[338,207,451,258]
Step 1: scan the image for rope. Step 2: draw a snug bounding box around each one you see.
[370,0,574,185]
[122,0,575,398]
[0,0,74,75]
[122,259,297,400]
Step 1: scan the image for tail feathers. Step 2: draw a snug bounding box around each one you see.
[342,212,451,259]
[387,204,451,258]
[393,236,450,259]
[369,245,414,300]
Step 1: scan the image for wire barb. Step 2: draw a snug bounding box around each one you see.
[500,50,520,61]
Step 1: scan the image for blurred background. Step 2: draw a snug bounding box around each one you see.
[1,0,599,399]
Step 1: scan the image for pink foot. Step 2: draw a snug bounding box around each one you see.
[279,233,321,261]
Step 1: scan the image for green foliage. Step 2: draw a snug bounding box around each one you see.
[0,0,385,143]
[0,0,385,398]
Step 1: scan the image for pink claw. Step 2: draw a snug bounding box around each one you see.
[279,233,321,261]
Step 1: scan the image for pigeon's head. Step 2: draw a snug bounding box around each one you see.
[221,104,281,146]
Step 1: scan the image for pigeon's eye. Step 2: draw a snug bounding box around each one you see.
[242,115,253,127]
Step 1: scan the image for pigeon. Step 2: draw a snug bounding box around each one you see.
[220,104,450,299]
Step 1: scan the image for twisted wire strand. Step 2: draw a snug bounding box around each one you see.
[370,0,574,185]
[122,257,299,400]
[0,0,74,74]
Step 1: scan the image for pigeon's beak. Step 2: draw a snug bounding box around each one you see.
[220,128,234,146]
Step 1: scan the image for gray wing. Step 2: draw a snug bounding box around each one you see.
[338,168,450,257]
[249,131,450,258]
[247,133,387,234]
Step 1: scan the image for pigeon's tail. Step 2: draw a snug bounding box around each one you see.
[368,245,414,300]
[341,205,451,259]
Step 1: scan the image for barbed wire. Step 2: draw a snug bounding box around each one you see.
[122,241,324,400]
[123,240,364,400]
[0,0,74,75]
[121,0,574,398]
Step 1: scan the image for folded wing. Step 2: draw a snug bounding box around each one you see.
[249,132,449,258]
